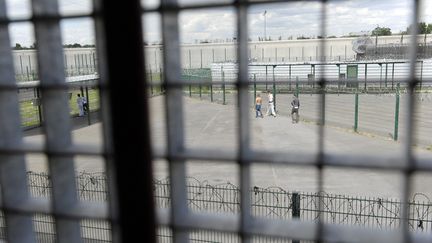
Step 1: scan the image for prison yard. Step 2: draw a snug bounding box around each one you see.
[17,60,432,242]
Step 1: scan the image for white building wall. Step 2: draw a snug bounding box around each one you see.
[11,34,432,80]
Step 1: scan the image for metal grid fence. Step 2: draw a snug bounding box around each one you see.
[17,172,432,242]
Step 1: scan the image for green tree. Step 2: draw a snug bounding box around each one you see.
[13,43,23,50]
[371,26,392,36]
[405,22,432,34]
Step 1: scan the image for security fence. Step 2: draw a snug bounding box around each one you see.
[16,172,432,243]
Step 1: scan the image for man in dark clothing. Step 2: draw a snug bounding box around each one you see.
[291,95,300,123]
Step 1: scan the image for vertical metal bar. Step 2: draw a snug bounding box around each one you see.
[161,0,189,242]
[364,63,368,91]
[210,81,213,102]
[392,62,395,90]
[272,66,276,111]
[222,71,226,105]
[200,49,203,69]
[394,85,400,141]
[385,63,388,88]
[402,1,420,242]
[150,69,154,95]
[420,61,423,90]
[85,86,91,125]
[36,87,43,125]
[354,92,359,133]
[292,193,300,243]
[32,0,82,242]
[289,64,292,91]
[236,2,251,242]
[0,1,37,242]
[253,74,256,102]
[98,0,156,242]
[317,1,328,242]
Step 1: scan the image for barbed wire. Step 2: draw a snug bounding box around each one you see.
[26,172,432,232]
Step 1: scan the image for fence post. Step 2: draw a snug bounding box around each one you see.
[253,74,257,102]
[199,83,202,99]
[292,193,300,243]
[189,84,192,97]
[364,63,368,92]
[354,92,359,132]
[289,65,292,91]
[210,81,213,102]
[160,67,164,94]
[149,69,154,95]
[36,87,43,126]
[85,86,91,125]
[420,61,424,91]
[295,77,299,98]
[222,71,226,105]
[272,66,276,111]
[394,84,400,141]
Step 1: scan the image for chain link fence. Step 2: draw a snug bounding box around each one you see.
[6,172,431,242]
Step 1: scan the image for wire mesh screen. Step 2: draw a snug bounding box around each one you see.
[0,0,431,243]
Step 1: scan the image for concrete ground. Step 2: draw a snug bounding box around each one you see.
[24,95,432,200]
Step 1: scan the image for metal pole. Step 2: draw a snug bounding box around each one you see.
[36,87,43,126]
[354,92,359,132]
[394,84,400,141]
[85,86,91,125]
[289,64,292,91]
[265,66,268,90]
[391,62,395,90]
[253,74,257,102]
[150,69,154,95]
[385,63,388,88]
[272,65,276,111]
[379,64,382,91]
[222,71,226,105]
[210,81,213,102]
[364,63,367,92]
[296,76,299,97]
[337,64,341,92]
[420,61,424,91]
[292,193,300,243]
[199,83,202,99]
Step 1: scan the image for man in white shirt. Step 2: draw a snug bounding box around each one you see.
[266,90,276,117]
[77,94,84,117]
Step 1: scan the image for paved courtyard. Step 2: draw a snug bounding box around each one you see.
[24,95,432,200]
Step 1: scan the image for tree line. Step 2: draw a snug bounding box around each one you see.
[372,22,432,36]
[13,43,95,50]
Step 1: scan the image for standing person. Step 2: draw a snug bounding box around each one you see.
[255,93,264,118]
[291,95,300,123]
[266,90,276,117]
[82,95,88,114]
[77,94,84,117]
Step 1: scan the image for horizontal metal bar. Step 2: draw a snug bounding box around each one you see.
[152,148,432,172]
[142,0,348,13]
[0,141,106,156]
[0,12,96,25]
[1,197,109,220]
[156,210,432,243]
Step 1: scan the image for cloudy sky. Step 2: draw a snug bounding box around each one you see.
[5,0,432,47]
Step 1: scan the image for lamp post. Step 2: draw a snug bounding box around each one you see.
[263,10,267,41]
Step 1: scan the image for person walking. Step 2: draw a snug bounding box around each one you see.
[266,90,276,117]
[255,93,264,118]
[77,94,84,117]
[291,95,300,123]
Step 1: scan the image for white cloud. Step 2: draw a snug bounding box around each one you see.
[5,0,427,46]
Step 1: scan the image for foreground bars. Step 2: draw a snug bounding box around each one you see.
[99,0,156,242]
[0,0,36,242]
[32,0,82,242]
